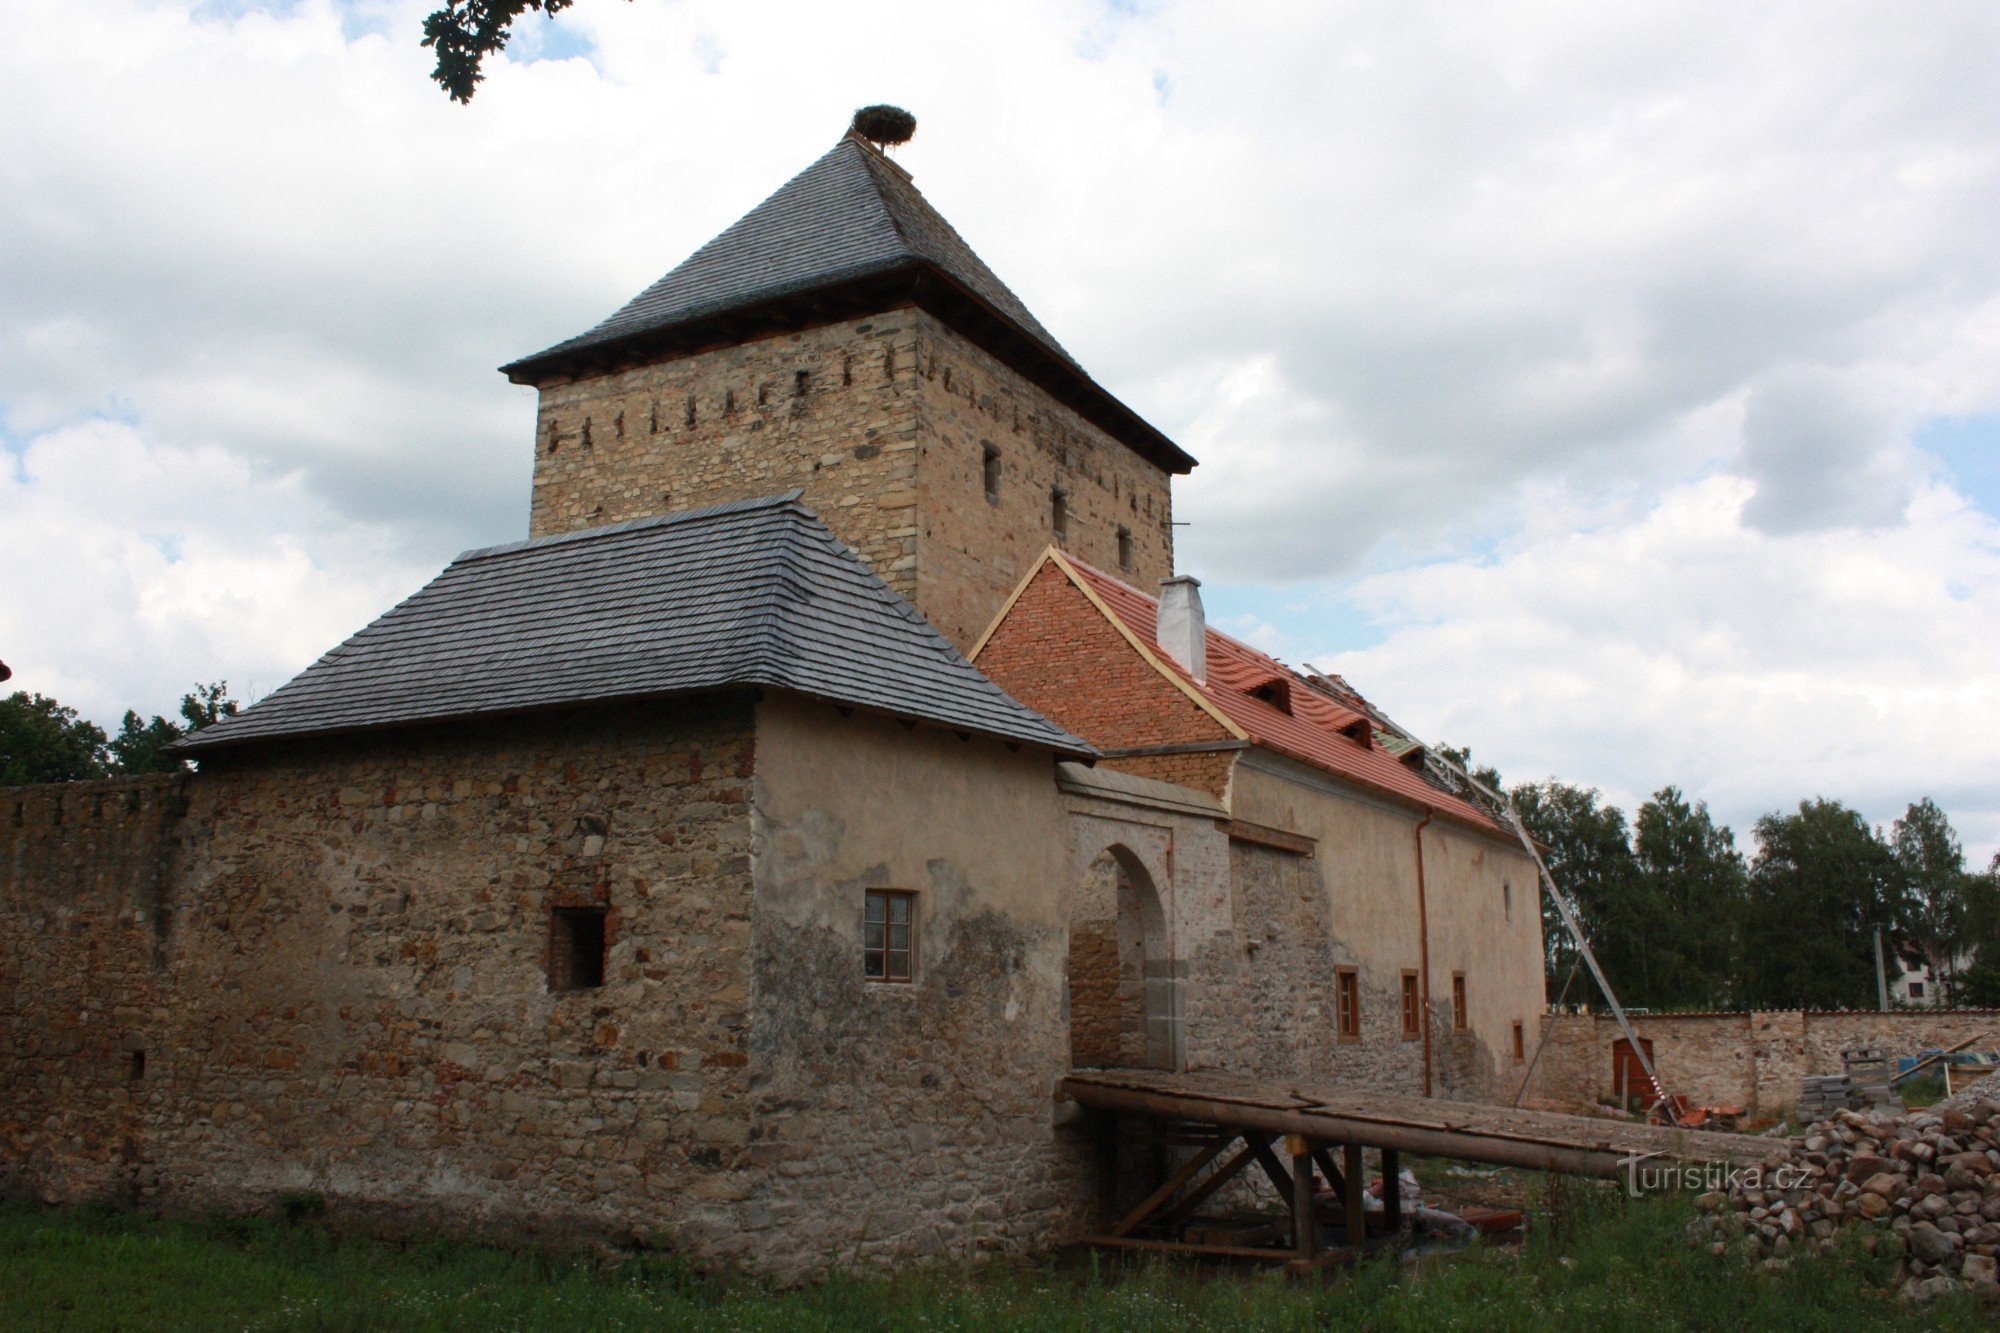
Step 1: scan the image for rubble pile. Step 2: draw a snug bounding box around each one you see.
[1693,1079,2000,1305]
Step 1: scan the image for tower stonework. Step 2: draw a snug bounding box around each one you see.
[508,130,1193,652]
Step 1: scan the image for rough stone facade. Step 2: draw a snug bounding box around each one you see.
[525,310,1172,651]
[1529,1009,2000,1115]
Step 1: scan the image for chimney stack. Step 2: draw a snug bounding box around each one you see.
[1157,576,1206,682]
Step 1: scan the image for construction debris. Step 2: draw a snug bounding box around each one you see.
[1693,1074,2000,1305]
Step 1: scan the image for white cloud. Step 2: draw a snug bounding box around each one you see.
[0,418,431,725]
[1321,475,2000,860]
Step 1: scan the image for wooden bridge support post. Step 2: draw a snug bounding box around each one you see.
[1343,1141,1365,1245]
[1286,1135,1320,1260]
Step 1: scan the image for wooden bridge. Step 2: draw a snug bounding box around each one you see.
[1063,1068,1783,1274]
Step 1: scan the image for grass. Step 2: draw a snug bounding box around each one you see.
[1899,1075,1948,1109]
[0,1191,1984,1332]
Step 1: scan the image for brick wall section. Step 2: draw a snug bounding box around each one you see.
[524,310,1176,652]
[1530,1009,2000,1114]
[913,313,1173,648]
[974,560,1235,794]
[0,775,186,1202]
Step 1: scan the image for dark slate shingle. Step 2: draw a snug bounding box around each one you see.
[502,134,1077,374]
[170,494,1093,759]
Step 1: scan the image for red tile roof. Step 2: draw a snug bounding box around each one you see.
[1055,554,1510,837]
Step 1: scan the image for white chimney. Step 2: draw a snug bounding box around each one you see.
[1157,575,1207,682]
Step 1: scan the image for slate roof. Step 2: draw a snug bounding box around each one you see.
[505,133,1074,374]
[171,494,1093,759]
[1029,552,1510,838]
[499,132,1197,475]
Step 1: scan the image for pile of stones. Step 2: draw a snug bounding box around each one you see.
[1691,1076,2000,1305]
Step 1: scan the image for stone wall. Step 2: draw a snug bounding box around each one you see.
[1530,1009,2000,1114]
[524,310,1175,652]
[913,312,1173,648]
[1,699,764,1251]
[0,774,187,1203]
[745,694,1084,1274]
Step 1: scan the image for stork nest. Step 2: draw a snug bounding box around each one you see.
[851,105,917,146]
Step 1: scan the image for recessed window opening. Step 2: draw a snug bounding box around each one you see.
[982,444,1001,500]
[1051,488,1069,542]
[1503,881,1512,921]
[1117,525,1133,571]
[1335,967,1360,1042]
[549,907,607,992]
[1452,972,1468,1031]
[126,1050,146,1081]
[1511,1021,1526,1062]
[1400,971,1421,1041]
[865,890,917,982]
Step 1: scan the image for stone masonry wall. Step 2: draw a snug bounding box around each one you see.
[1,699,767,1257]
[1530,1010,2000,1114]
[525,310,1178,653]
[913,312,1173,648]
[0,775,187,1203]
[528,313,923,602]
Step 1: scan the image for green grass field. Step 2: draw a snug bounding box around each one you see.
[0,1189,1980,1331]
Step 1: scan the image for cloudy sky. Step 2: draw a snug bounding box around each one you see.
[4,0,1996,860]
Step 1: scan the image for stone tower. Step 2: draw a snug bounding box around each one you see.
[503,126,1197,651]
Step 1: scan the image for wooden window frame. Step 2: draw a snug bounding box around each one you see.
[1451,971,1468,1031]
[1399,970,1421,1041]
[864,889,918,984]
[1334,966,1361,1043]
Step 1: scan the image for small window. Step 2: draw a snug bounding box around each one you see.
[1452,973,1468,1031]
[1051,488,1069,542]
[1400,971,1421,1041]
[1335,967,1360,1042]
[1908,981,1925,999]
[982,444,1001,500]
[126,1050,146,1081]
[1117,525,1133,571]
[1511,1020,1526,1063]
[1503,881,1512,922]
[865,890,917,983]
[549,907,607,992]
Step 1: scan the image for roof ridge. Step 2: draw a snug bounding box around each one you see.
[454,492,806,564]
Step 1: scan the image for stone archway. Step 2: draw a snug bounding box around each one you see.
[1069,845,1178,1069]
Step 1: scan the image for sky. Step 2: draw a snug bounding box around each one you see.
[3,0,1997,862]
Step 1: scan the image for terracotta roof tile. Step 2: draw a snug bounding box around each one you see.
[1058,554,1508,836]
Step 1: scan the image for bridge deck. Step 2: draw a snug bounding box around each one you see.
[1063,1067,1780,1179]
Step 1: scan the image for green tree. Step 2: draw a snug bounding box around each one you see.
[0,692,108,785]
[1890,798,1973,1001]
[423,1,631,102]
[108,683,241,775]
[1633,786,1748,1008]
[1511,781,1654,1002]
[1743,799,1903,1009]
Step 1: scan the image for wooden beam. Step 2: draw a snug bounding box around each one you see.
[1217,819,1317,857]
[1343,1142,1366,1246]
[1085,1235,1295,1262]
[1109,1134,1236,1239]
[1289,1138,1320,1260]
[1154,1139,1261,1230]
[1248,1133,1296,1199]
[1311,1147,1347,1203]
